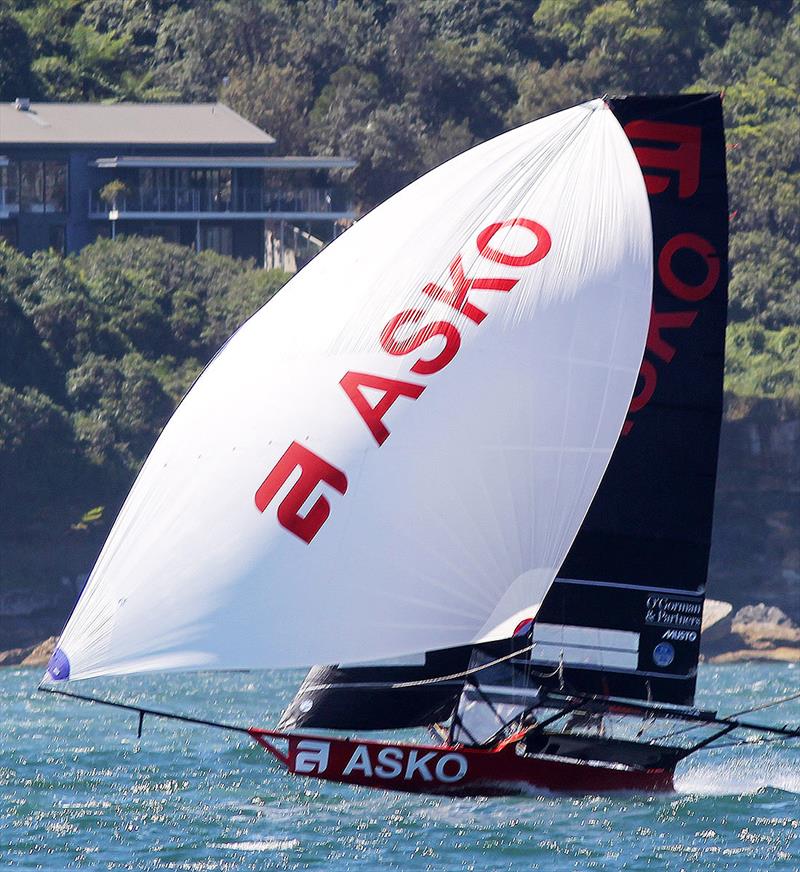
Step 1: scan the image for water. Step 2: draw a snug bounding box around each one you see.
[2,663,798,870]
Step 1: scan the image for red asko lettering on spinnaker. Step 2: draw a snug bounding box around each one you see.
[622,120,722,435]
[255,217,552,543]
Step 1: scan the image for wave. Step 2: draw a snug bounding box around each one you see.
[211,839,300,852]
[676,757,800,796]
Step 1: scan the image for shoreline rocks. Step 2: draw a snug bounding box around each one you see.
[0,636,57,667]
[701,601,800,662]
[731,603,800,648]
[708,646,800,664]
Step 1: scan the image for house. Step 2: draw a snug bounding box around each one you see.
[0,99,355,268]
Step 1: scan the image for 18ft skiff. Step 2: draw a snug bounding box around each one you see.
[42,94,800,796]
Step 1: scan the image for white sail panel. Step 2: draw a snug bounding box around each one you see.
[49,100,652,681]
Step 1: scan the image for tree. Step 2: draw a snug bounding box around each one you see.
[203,265,289,346]
[221,62,313,154]
[0,10,37,100]
[99,178,130,210]
[0,383,78,526]
[532,0,722,92]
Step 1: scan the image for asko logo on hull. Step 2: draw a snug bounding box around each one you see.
[292,739,469,784]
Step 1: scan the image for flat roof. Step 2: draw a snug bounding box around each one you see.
[0,102,275,146]
[92,155,357,170]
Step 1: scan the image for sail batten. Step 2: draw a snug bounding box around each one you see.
[48,101,653,683]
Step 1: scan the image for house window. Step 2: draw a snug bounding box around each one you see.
[19,161,44,212]
[136,167,232,212]
[45,162,67,212]
[0,164,18,211]
[200,224,233,255]
[18,160,68,213]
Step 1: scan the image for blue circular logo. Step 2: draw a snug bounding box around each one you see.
[653,642,675,667]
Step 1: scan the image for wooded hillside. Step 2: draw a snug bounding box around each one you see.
[0,1,797,645]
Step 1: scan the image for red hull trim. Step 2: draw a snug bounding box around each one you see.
[249,729,674,796]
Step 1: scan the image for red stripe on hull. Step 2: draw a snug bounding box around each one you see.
[249,729,674,796]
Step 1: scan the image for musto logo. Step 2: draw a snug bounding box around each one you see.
[292,739,468,784]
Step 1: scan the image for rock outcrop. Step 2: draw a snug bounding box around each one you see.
[0,643,38,666]
[703,602,800,662]
[20,636,58,667]
[731,603,800,648]
[0,636,58,667]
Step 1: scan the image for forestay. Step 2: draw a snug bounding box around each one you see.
[48,100,652,682]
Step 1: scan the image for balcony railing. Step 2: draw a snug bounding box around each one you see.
[89,186,347,216]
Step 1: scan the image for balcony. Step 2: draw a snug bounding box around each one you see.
[88,186,353,220]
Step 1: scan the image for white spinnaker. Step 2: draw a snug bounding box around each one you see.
[50,100,652,681]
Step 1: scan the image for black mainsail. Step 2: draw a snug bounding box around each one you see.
[537,94,728,706]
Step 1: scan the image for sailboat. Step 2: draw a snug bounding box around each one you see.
[42,94,799,796]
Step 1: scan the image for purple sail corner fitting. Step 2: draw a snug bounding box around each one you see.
[46,648,70,682]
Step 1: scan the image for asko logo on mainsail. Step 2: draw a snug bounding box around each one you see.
[42,95,800,797]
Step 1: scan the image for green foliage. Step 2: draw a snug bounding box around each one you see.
[532,0,719,91]
[4,0,798,318]
[0,237,291,530]
[98,179,129,208]
[0,9,37,99]
[0,244,63,394]
[728,231,800,328]
[71,351,174,470]
[203,266,287,347]
[0,382,80,525]
[74,235,262,360]
[725,322,800,413]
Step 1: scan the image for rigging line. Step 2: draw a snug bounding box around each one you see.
[655,689,800,742]
[542,688,800,738]
[274,656,561,696]
[38,685,253,735]
[727,689,800,719]
[650,720,709,742]
[696,733,798,751]
[387,643,564,690]
[388,642,536,689]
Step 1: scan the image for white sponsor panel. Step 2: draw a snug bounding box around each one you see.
[530,623,640,670]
